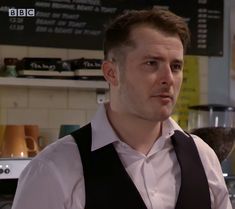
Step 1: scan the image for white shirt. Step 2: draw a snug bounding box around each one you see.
[12,104,232,209]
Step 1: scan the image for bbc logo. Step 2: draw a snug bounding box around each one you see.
[9,8,35,17]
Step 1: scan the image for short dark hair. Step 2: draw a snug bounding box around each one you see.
[103,8,190,59]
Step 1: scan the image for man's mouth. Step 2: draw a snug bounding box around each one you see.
[151,93,174,103]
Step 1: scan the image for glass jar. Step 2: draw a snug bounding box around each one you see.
[188,104,235,163]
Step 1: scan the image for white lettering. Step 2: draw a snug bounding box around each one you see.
[76,4,94,11]
[62,13,79,20]
[9,8,17,16]
[35,2,51,8]
[54,27,73,34]
[68,21,86,28]
[27,9,35,16]
[36,18,56,25]
[72,0,100,6]
[36,11,51,18]
[52,3,75,10]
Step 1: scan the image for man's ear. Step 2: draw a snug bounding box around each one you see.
[102,60,119,86]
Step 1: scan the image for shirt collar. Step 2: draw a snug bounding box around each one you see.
[162,117,187,139]
[91,103,187,151]
[91,103,120,151]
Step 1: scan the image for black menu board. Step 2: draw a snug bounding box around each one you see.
[0,0,223,56]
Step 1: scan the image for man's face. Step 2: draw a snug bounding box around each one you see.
[110,25,184,122]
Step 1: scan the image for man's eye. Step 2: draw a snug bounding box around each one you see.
[146,60,159,66]
[171,63,182,71]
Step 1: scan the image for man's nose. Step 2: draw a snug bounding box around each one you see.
[159,65,174,86]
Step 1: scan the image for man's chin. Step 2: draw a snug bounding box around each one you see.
[146,111,172,122]
[156,107,173,121]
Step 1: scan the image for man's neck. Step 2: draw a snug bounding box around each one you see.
[106,104,162,155]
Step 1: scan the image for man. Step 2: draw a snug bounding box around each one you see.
[12,8,232,209]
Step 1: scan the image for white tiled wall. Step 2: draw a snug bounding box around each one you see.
[28,88,68,108]
[28,47,68,59]
[7,108,48,126]
[68,90,98,109]
[0,86,28,108]
[0,86,100,146]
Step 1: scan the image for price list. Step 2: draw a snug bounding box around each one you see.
[197,7,208,50]
[0,0,224,56]
[194,0,223,55]
[8,17,24,32]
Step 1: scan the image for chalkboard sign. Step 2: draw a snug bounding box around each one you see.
[0,0,223,56]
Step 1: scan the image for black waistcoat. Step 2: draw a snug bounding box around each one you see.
[71,123,211,209]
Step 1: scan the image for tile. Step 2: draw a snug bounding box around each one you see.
[39,128,59,148]
[28,47,68,59]
[0,108,8,124]
[48,109,86,129]
[0,45,28,59]
[29,88,67,108]
[68,89,98,109]
[86,109,97,122]
[0,86,28,108]
[67,49,103,59]
[7,108,49,128]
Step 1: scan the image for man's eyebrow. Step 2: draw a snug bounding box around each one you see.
[142,55,164,60]
[143,55,184,64]
[172,59,184,65]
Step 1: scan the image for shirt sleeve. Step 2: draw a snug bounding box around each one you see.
[11,159,66,209]
[192,134,233,209]
[208,153,233,209]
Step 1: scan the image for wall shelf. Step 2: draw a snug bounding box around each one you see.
[0,77,109,90]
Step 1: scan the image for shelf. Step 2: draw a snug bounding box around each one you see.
[0,77,109,90]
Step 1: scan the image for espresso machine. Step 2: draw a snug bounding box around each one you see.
[0,158,30,209]
[0,125,36,208]
[188,104,235,207]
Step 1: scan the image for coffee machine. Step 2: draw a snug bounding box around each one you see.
[0,158,30,209]
[188,104,235,207]
[0,124,41,208]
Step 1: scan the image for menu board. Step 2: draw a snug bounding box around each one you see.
[0,0,223,56]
